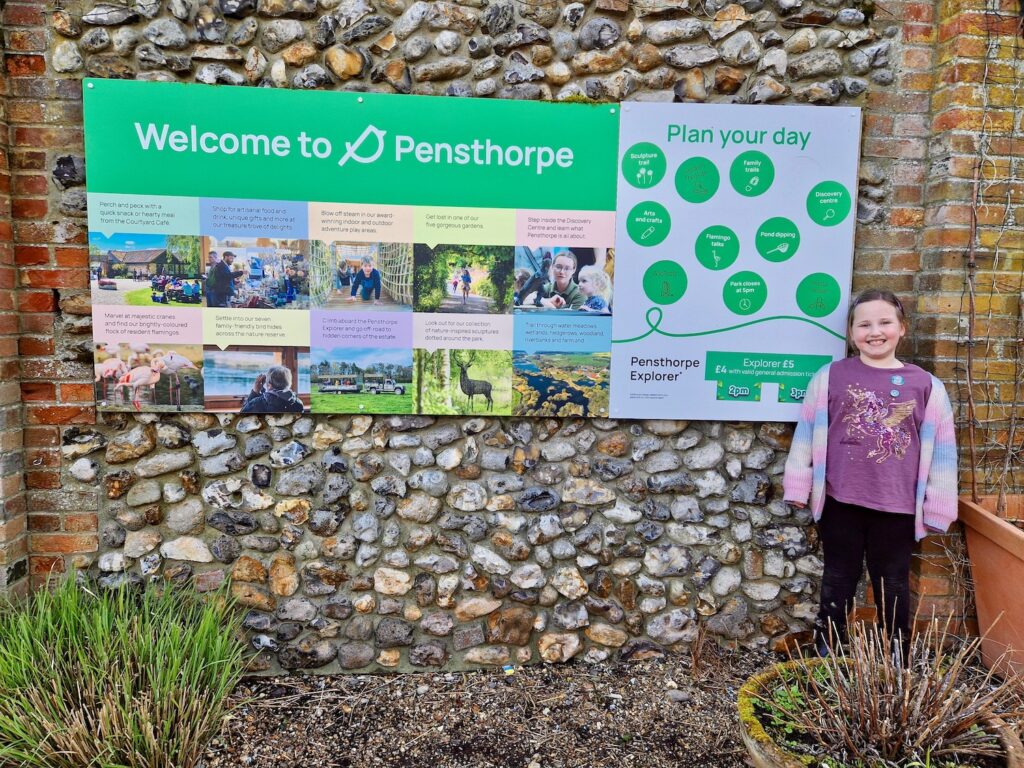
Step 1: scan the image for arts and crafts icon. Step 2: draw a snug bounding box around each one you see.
[640,226,656,240]
[765,242,790,257]
[337,124,387,167]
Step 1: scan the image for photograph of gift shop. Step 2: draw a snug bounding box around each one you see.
[309,241,413,311]
[202,237,311,310]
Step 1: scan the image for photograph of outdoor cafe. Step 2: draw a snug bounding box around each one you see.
[89,232,203,307]
[202,237,311,310]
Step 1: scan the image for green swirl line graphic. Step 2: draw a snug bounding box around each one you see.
[611,307,845,344]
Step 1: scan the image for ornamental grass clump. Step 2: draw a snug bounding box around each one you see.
[753,618,1024,767]
[0,577,247,768]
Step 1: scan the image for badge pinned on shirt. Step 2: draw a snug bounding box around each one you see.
[890,389,901,397]
[891,375,904,386]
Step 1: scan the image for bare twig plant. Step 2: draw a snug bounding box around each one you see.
[753,617,1024,767]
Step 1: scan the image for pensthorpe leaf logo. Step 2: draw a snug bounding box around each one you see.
[337,124,388,167]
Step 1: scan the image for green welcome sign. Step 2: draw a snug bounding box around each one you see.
[84,79,618,211]
[84,79,623,419]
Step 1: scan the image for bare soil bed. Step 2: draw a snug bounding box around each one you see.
[201,643,775,768]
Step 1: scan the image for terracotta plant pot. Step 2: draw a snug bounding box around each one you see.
[959,495,1024,676]
[737,659,1024,768]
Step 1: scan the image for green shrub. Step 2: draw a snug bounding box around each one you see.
[0,578,247,768]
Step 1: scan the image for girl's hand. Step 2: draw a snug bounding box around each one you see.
[788,501,806,509]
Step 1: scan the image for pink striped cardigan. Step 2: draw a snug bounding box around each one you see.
[782,362,959,541]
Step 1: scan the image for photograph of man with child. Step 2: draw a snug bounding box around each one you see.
[202,237,311,310]
[513,247,614,315]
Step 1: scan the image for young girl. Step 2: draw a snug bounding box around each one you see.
[577,265,612,313]
[783,289,958,659]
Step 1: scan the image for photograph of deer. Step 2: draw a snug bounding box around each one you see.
[413,348,513,415]
[413,244,514,315]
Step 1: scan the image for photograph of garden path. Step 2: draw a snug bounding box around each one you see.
[413,348,513,415]
[413,244,514,314]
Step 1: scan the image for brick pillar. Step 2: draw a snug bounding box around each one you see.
[0,45,29,597]
[851,0,938,299]
[910,0,1023,633]
[5,0,97,587]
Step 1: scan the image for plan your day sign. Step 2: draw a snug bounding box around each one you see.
[610,103,860,420]
[84,78,619,417]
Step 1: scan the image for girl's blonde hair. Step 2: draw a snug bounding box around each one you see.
[578,265,611,300]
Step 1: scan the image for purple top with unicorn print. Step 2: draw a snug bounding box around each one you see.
[825,356,932,515]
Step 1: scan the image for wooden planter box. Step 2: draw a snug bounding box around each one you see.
[958,495,1024,676]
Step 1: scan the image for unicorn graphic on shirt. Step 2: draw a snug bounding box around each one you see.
[842,387,915,463]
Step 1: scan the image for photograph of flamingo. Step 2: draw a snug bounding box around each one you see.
[94,342,204,412]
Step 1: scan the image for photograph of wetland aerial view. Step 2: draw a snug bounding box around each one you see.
[512,350,611,417]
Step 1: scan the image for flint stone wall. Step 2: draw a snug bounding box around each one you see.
[47,0,903,672]
[70,411,817,673]
[48,0,893,106]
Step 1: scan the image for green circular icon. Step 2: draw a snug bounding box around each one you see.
[723,271,767,315]
[755,217,801,262]
[806,181,852,226]
[730,151,775,197]
[626,201,671,246]
[796,273,842,318]
[643,260,687,305]
[695,225,739,271]
[674,157,720,204]
[622,142,667,189]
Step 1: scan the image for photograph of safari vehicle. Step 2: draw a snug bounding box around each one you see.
[318,376,361,393]
[363,375,405,395]
[310,347,414,414]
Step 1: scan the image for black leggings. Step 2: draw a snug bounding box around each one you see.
[815,496,915,654]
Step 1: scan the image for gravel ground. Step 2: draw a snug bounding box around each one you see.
[201,642,775,768]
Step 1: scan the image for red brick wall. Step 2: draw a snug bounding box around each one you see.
[4,0,94,588]
[0,49,29,597]
[851,0,937,301]
[909,0,1022,633]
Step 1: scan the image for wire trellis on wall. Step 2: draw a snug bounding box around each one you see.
[957,3,1024,512]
